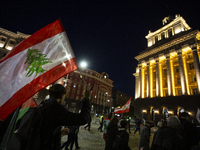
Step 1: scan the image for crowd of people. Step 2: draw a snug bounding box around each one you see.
[1,84,200,150]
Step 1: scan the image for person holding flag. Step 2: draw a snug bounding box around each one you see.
[0,19,91,150]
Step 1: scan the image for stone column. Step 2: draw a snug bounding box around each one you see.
[178,51,187,95]
[156,59,160,97]
[138,65,141,98]
[146,63,150,98]
[166,56,172,96]
[192,48,200,93]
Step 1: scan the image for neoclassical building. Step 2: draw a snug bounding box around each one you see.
[133,14,200,123]
[55,68,114,115]
[0,27,30,59]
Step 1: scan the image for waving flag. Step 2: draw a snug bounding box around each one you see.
[89,81,96,100]
[114,98,131,114]
[0,19,78,121]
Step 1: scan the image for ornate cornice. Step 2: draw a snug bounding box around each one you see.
[0,27,30,39]
[145,16,191,39]
[135,30,198,61]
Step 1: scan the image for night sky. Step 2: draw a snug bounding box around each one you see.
[1,0,200,97]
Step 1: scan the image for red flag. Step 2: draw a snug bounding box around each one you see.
[0,19,78,121]
[114,98,131,114]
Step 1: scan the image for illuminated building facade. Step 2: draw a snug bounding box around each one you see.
[56,68,113,115]
[133,14,200,123]
[0,27,30,59]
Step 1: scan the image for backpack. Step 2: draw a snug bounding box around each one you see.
[112,135,121,150]
[6,102,48,150]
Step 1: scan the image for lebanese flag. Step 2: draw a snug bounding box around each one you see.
[0,19,78,121]
[113,98,131,114]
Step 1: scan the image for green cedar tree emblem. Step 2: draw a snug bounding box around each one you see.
[25,48,52,78]
[123,106,127,110]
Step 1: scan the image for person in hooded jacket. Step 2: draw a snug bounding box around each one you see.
[138,120,151,150]
[105,117,119,150]
[117,119,131,150]
[150,116,186,150]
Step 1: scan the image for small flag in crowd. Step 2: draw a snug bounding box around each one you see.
[114,97,131,114]
[89,81,96,100]
[0,19,78,121]
[13,97,37,131]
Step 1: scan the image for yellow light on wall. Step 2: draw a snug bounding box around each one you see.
[148,40,153,47]
[142,67,145,98]
[150,65,153,98]
[182,55,190,95]
[154,110,159,114]
[168,111,173,114]
[159,62,163,97]
[170,59,176,96]
[142,110,147,113]
[6,46,13,50]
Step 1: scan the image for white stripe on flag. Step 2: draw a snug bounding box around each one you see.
[0,32,74,107]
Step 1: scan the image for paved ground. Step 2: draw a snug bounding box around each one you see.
[61,121,154,150]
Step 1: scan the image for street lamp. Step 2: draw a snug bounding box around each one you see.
[80,61,87,68]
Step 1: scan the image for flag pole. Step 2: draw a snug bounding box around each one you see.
[0,106,20,150]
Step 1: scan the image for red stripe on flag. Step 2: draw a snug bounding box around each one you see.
[0,58,77,121]
[0,19,65,63]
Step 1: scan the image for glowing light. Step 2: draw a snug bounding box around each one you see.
[168,111,173,114]
[80,61,87,68]
[175,27,181,34]
[0,43,3,48]
[142,68,145,98]
[107,100,110,102]
[150,63,153,98]
[62,63,66,67]
[142,110,147,113]
[148,40,153,47]
[154,110,159,114]
[6,46,13,50]
[170,59,176,96]
[159,62,163,97]
[182,56,190,95]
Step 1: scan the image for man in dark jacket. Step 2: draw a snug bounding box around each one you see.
[105,117,119,150]
[151,116,185,150]
[117,120,131,150]
[178,112,200,150]
[39,84,91,150]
